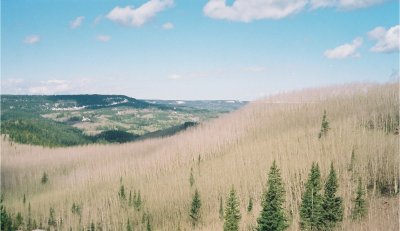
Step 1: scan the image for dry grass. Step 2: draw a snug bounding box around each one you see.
[1,82,399,230]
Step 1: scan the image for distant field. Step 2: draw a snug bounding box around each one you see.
[0,95,246,146]
[1,83,398,230]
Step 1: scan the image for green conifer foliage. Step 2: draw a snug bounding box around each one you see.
[223,186,241,231]
[189,189,202,227]
[257,161,288,231]
[247,197,253,213]
[318,110,330,139]
[300,162,324,230]
[322,163,343,230]
[352,178,368,220]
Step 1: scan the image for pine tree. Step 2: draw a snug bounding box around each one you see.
[189,167,195,187]
[352,178,367,220]
[300,162,324,230]
[27,202,33,231]
[41,172,49,184]
[219,196,224,220]
[48,207,57,227]
[146,217,152,231]
[247,197,253,213]
[119,184,126,200]
[318,110,330,139]
[1,194,13,231]
[223,186,241,231]
[90,221,95,231]
[23,194,26,205]
[127,218,132,231]
[257,161,288,231]
[348,149,356,172]
[134,190,142,210]
[322,163,343,230]
[14,212,24,230]
[189,189,201,227]
[129,190,133,206]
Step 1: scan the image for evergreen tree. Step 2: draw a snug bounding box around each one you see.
[247,197,253,213]
[352,178,368,220]
[90,221,95,231]
[318,110,330,139]
[322,163,343,230]
[189,189,201,227]
[219,196,224,220]
[14,212,24,230]
[119,184,126,200]
[127,218,132,231]
[48,207,57,227]
[129,190,133,206]
[348,149,356,172]
[27,202,33,231]
[146,217,152,231]
[224,186,241,231]
[134,190,142,210]
[23,194,26,205]
[41,172,49,184]
[257,161,288,231]
[1,194,13,231]
[189,167,195,187]
[300,162,324,230]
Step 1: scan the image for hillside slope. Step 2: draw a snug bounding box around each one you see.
[1,83,399,230]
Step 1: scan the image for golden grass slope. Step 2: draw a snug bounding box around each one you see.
[1,82,399,230]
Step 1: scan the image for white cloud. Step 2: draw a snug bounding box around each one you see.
[70,16,85,29]
[368,25,400,53]
[96,35,111,42]
[310,0,385,9]
[324,37,363,59]
[29,79,71,94]
[162,22,174,29]
[94,15,103,25]
[106,0,173,27]
[168,74,182,80]
[23,35,40,44]
[203,0,307,22]
[244,66,266,72]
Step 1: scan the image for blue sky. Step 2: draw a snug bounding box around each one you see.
[1,0,399,100]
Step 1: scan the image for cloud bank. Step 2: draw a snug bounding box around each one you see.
[324,37,363,59]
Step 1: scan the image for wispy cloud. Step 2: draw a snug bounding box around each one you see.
[203,0,307,22]
[324,37,363,59]
[70,16,85,29]
[244,66,266,73]
[162,22,174,30]
[167,74,182,80]
[106,0,174,27]
[23,35,40,44]
[96,35,111,42]
[310,0,385,10]
[203,0,387,22]
[368,25,400,53]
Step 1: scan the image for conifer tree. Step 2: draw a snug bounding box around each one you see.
[352,178,367,220]
[127,218,132,231]
[300,162,324,230]
[23,194,26,205]
[318,110,330,139]
[90,221,95,231]
[322,163,343,230]
[146,217,152,231]
[27,202,33,231]
[189,168,195,187]
[14,212,24,230]
[219,196,224,220]
[119,184,126,200]
[257,161,288,231]
[189,189,201,227]
[134,190,142,210]
[48,207,57,227]
[223,186,241,231]
[247,197,253,213]
[1,194,13,231]
[41,172,48,184]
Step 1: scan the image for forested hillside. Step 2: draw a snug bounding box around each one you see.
[1,83,398,230]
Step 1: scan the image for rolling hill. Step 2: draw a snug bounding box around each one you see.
[1,83,398,230]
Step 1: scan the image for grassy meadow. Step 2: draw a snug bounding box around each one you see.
[1,83,399,230]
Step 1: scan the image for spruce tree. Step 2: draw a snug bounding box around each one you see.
[41,172,49,184]
[127,218,132,231]
[189,189,201,227]
[300,162,324,230]
[223,186,241,231]
[322,163,343,230]
[1,194,13,231]
[318,110,330,139]
[48,207,57,227]
[257,160,288,231]
[14,212,24,230]
[247,197,253,213]
[146,216,152,231]
[219,196,224,220]
[189,167,195,187]
[119,184,126,200]
[352,178,367,220]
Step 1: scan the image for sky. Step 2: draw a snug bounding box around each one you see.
[1,0,399,100]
